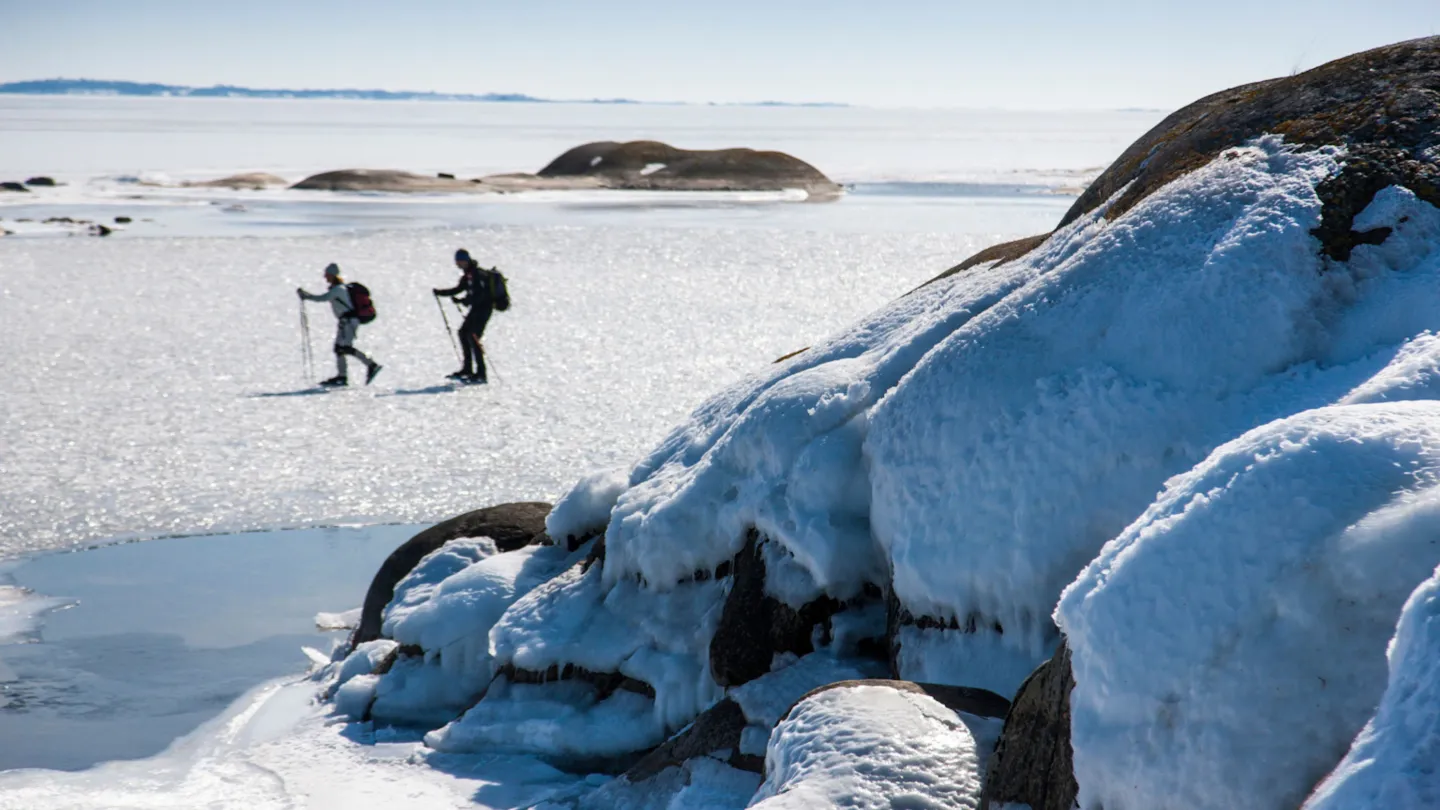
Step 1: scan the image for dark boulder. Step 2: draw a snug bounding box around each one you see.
[622,698,748,782]
[0,182,29,193]
[537,140,842,199]
[709,530,847,687]
[980,639,1078,810]
[928,35,1440,285]
[114,216,132,224]
[350,501,552,645]
[24,176,55,187]
[291,169,483,193]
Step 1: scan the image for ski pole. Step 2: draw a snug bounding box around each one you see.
[481,340,503,384]
[299,298,315,381]
[435,293,461,364]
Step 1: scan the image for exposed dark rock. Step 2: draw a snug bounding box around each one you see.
[350,501,552,645]
[496,661,656,700]
[923,36,1440,286]
[980,640,1078,810]
[291,169,484,192]
[623,698,747,782]
[0,182,29,192]
[437,172,455,179]
[114,216,132,224]
[90,224,112,237]
[780,679,1010,725]
[925,233,1052,288]
[537,140,843,200]
[709,530,848,687]
[23,176,55,187]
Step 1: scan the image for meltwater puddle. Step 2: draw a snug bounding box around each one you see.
[0,524,417,772]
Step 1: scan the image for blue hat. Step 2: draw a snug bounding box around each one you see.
[324,262,340,276]
[454,249,471,262]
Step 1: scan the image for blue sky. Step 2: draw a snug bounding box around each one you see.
[2,0,1437,108]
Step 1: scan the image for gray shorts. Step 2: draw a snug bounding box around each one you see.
[334,317,358,350]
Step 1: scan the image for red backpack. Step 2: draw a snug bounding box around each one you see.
[346,283,376,324]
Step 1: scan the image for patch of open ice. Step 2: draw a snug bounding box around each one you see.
[0,581,73,645]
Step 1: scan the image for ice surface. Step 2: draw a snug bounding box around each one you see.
[1303,566,1440,810]
[0,96,1164,187]
[0,580,73,645]
[1058,403,1440,810]
[0,225,984,559]
[749,683,982,809]
[0,679,583,810]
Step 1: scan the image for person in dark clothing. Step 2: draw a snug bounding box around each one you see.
[298,263,382,387]
[433,248,495,383]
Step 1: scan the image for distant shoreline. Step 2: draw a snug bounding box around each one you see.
[0,79,850,108]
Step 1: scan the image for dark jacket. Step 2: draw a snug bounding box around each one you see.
[435,263,497,311]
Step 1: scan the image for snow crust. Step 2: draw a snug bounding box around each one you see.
[546,467,630,543]
[1303,567,1440,810]
[750,683,982,809]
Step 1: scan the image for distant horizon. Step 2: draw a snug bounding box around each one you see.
[0,77,1176,114]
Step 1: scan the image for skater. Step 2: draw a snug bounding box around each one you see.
[298,263,382,387]
[433,248,508,383]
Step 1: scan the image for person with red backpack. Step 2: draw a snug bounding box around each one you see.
[433,248,509,384]
[298,263,382,387]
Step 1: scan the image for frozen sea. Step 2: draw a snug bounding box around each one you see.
[0,95,1164,806]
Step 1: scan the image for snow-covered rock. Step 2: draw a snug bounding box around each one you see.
[320,38,1440,808]
[1058,403,1440,810]
[749,682,983,809]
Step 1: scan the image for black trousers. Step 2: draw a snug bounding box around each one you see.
[459,306,492,379]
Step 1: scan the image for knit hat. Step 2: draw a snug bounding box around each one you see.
[324,262,341,277]
[454,249,471,262]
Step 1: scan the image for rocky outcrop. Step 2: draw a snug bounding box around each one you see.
[0,182,29,192]
[928,35,1440,284]
[290,169,485,193]
[187,172,289,190]
[350,501,552,645]
[537,140,842,199]
[980,640,1078,810]
[24,176,55,187]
